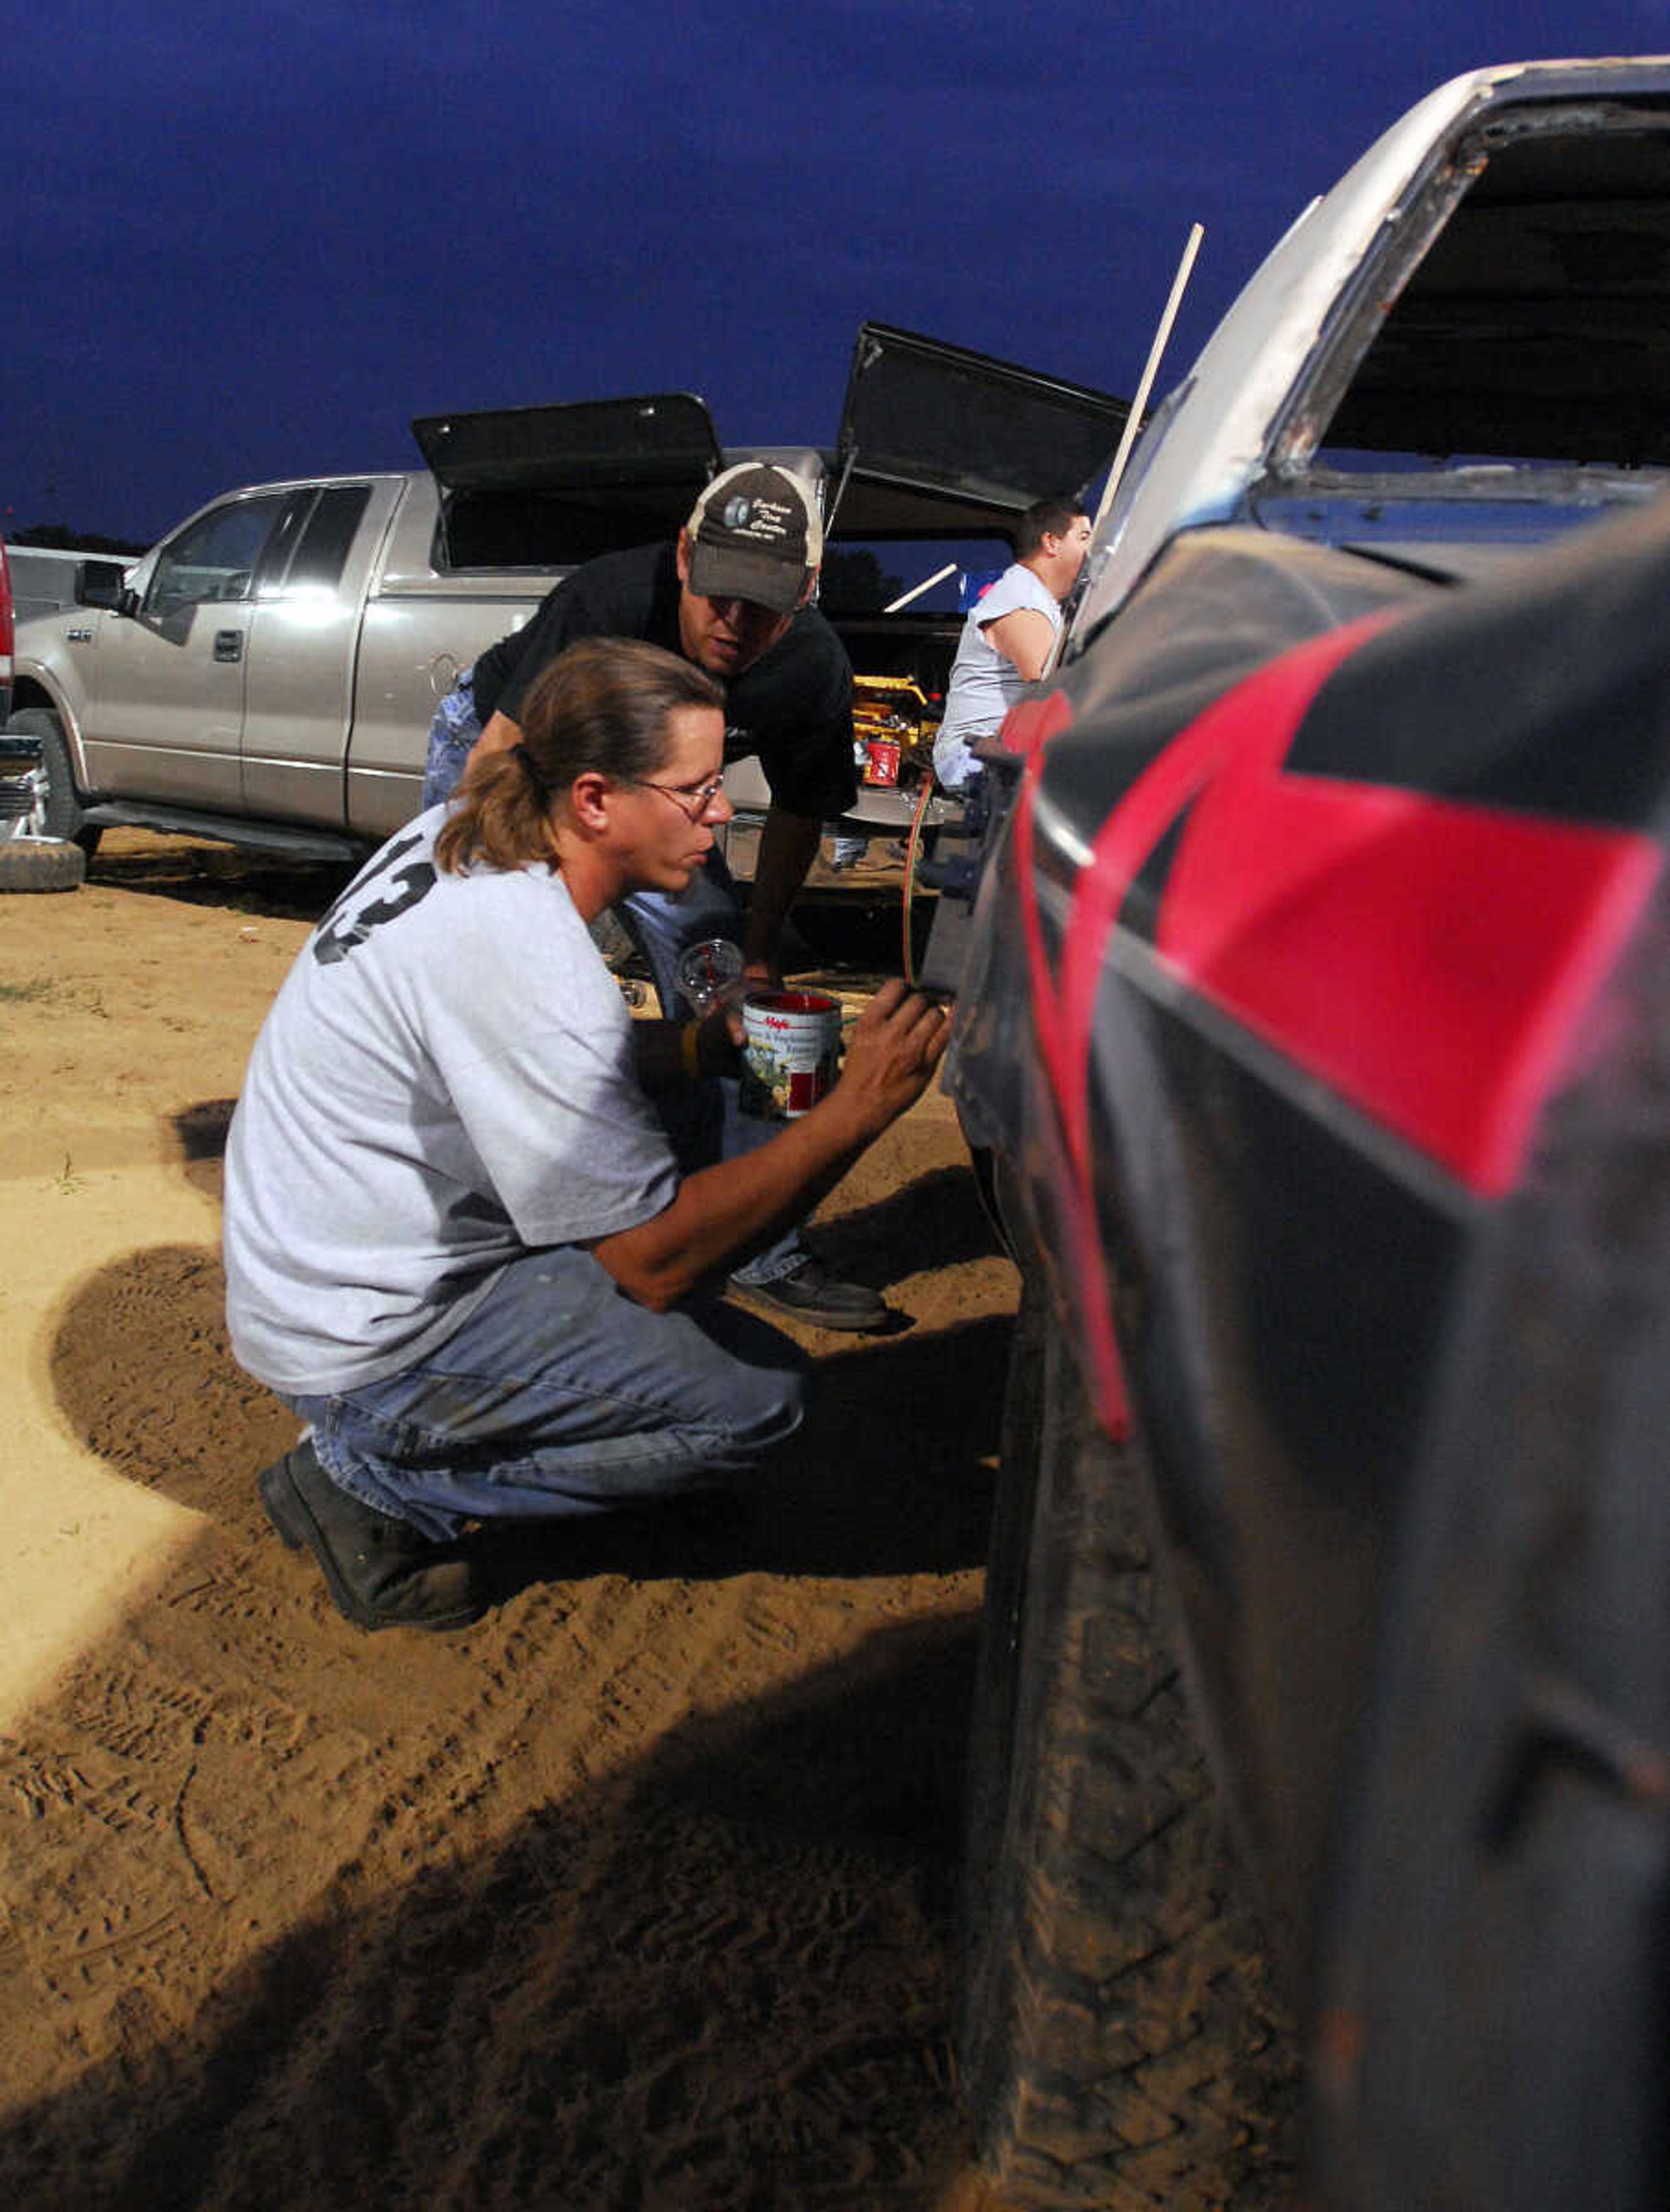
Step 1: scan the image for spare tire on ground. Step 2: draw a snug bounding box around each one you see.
[0,836,87,893]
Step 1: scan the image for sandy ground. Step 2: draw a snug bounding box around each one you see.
[0,833,1020,2209]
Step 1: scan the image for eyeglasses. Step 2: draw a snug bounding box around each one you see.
[621,774,728,822]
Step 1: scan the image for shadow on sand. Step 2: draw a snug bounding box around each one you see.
[26,1094,1014,2204]
[0,1611,984,2209]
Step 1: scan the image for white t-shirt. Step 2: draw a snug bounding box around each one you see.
[932,562,1063,789]
[224,809,678,1395]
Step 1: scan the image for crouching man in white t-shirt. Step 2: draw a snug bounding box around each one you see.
[932,497,1093,793]
[224,638,949,1632]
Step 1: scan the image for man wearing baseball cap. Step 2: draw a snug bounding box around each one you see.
[420,462,885,1333]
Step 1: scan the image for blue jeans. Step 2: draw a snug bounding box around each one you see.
[424,674,805,1289]
[288,1247,808,1542]
[422,671,482,809]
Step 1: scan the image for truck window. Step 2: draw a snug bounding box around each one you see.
[285,486,371,593]
[1303,114,1670,474]
[251,486,374,600]
[147,494,289,617]
[251,493,319,595]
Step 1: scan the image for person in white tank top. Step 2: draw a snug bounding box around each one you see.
[932,498,1093,791]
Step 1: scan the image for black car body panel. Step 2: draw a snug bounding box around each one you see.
[939,391,1670,2203]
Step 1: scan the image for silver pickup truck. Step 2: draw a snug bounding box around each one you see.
[7,325,1127,864]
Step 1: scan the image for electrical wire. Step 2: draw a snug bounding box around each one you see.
[900,771,941,988]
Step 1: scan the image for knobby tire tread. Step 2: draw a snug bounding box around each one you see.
[0,836,85,893]
[959,1286,1299,2208]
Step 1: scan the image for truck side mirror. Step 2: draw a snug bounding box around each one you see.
[75,560,130,612]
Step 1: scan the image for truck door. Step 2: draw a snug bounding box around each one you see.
[80,490,293,809]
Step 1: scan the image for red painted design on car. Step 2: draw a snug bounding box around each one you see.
[1010,692,1132,1439]
[1032,617,1662,1215]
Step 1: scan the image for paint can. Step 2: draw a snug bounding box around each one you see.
[863,736,901,786]
[740,989,843,1119]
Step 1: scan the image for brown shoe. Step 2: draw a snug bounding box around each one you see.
[259,1438,484,1633]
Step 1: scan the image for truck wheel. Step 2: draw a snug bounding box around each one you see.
[959,1283,1298,2208]
[0,836,86,892]
[4,709,101,855]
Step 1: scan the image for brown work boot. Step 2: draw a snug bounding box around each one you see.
[259,1437,484,1633]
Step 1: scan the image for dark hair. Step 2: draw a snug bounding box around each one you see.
[435,637,722,875]
[1014,495,1089,560]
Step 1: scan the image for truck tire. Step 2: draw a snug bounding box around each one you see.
[4,708,101,855]
[0,836,86,892]
[959,1283,1298,2208]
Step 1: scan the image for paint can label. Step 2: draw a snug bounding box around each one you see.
[740,990,842,1119]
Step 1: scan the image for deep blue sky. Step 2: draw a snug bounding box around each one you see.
[9,1,1667,545]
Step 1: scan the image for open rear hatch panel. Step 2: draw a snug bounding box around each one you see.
[415,324,1131,571]
[414,394,725,571]
[830,321,1132,534]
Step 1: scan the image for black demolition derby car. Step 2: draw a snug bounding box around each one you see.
[925,57,1670,2211]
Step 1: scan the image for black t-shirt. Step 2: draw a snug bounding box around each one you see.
[470,542,857,820]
